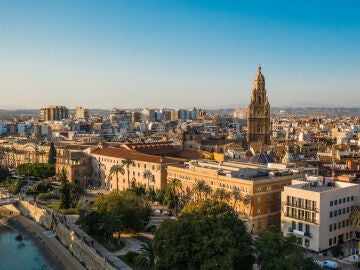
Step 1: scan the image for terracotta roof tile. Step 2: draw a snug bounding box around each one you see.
[92,147,180,164]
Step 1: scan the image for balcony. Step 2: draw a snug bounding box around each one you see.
[283,202,319,212]
[284,213,318,224]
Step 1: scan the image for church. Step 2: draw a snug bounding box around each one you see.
[247,66,271,146]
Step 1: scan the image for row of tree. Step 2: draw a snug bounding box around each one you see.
[17,163,55,178]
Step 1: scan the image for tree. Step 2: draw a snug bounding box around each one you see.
[48,142,57,164]
[143,170,154,189]
[59,169,84,209]
[191,180,211,202]
[255,226,321,270]
[164,178,183,215]
[94,190,152,232]
[213,188,230,203]
[350,205,360,227]
[138,242,155,269]
[122,157,135,189]
[98,212,122,241]
[153,200,254,269]
[109,164,125,192]
[59,169,71,209]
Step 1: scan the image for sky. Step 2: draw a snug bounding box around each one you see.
[0,0,359,109]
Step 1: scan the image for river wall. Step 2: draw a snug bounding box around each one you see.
[17,200,131,270]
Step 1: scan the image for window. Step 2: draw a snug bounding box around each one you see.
[329,224,332,232]
[334,211,337,217]
[330,211,333,218]
[339,199,342,205]
[347,197,350,202]
[329,238,332,246]
[342,220,345,227]
[292,221,296,230]
[351,196,354,201]
[330,201,333,206]
[338,209,341,216]
[343,208,345,214]
[298,222,303,232]
[343,198,346,203]
[305,224,310,234]
[347,207,350,213]
[335,200,337,205]
[333,237,336,244]
[334,223,337,230]
[338,222,341,229]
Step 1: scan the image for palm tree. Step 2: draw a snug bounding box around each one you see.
[232,187,241,211]
[98,212,122,241]
[138,241,155,269]
[122,157,135,189]
[165,178,183,215]
[109,164,125,192]
[143,170,154,189]
[191,180,211,202]
[214,188,230,203]
[350,206,360,227]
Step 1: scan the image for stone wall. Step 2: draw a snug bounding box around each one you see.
[17,201,131,270]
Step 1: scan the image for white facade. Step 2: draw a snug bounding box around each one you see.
[281,180,359,252]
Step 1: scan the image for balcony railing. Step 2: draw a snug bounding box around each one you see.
[284,202,319,212]
[284,213,318,224]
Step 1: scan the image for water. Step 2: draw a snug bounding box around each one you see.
[0,224,47,270]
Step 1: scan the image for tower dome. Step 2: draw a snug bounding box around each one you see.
[254,65,265,82]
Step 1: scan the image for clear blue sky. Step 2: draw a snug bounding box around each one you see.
[0,0,359,109]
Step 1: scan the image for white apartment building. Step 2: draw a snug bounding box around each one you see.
[281,180,359,252]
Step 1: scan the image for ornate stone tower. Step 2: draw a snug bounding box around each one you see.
[247,65,270,145]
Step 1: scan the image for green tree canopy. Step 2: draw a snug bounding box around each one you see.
[17,163,55,178]
[59,169,84,209]
[48,142,57,164]
[94,190,152,232]
[255,226,321,270]
[153,200,254,270]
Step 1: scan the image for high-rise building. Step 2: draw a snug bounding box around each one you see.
[40,106,69,122]
[75,106,89,120]
[247,66,270,145]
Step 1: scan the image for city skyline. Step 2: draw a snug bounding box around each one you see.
[1,1,359,109]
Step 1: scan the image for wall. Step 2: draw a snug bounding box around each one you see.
[17,201,130,270]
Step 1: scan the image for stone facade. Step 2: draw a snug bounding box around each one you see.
[247,66,271,145]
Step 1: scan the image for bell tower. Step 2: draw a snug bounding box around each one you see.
[247,65,270,145]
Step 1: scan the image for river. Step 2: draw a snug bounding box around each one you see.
[0,223,47,270]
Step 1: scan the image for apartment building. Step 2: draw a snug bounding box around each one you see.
[91,148,181,191]
[167,160,300,234]
[281,180,359,252]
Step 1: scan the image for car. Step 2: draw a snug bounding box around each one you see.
[315,260,338,269]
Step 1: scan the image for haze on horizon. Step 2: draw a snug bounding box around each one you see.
[0,0,359,110]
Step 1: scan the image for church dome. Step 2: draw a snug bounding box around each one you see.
[249,151,274,165]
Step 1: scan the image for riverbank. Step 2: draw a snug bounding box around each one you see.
[0,206,85,270]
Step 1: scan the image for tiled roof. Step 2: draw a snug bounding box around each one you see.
[92,147,180,164]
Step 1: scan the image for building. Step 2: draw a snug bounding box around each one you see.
[56,149,92,186]
[91,148,181,191]
[167,160,299,234]
[247,66,270,145]
[281,180,359,252]
[75,106,89,120]
[40,106,69,121]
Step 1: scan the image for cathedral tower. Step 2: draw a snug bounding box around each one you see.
[247,65,270,145]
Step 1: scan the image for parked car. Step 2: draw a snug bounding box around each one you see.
[315,260,338,269]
